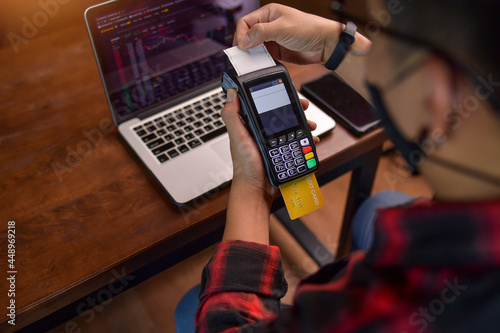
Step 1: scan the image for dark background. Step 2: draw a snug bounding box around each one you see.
[0,0,369,51]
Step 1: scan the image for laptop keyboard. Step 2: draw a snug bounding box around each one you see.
[132,91,227,163]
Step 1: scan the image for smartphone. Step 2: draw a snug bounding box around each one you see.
[301,73,379,136]
[222,62,319,187]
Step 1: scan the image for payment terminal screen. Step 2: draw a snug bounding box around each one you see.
[249,79,299,136]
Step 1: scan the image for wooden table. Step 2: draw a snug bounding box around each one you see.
[0,24,384,332]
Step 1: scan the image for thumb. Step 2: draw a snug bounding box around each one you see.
[239,22,283,49]
[221,89,245,140]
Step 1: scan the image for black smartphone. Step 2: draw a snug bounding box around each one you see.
[301,73,379,136]
[222,62,319,187]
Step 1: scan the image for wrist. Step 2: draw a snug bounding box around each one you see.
[322,22,371,65]
[231,176,276,207]
[322,22,344,65]
[223,177,275,244]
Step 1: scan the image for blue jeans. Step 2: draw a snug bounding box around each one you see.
[351,190,414,251]
[174,190,414,333]
[174,284,202,333]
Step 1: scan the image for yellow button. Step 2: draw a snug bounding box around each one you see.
[305,152,314,160]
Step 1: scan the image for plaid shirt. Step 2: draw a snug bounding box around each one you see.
[196,199,500,332]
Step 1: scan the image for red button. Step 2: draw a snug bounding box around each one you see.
[302,146,312,154]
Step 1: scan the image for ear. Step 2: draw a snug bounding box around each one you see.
[423,55,455,142]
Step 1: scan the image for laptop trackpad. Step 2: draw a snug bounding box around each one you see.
[211,138,233,168]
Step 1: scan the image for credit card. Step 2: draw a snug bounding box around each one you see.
[279,172,324,220]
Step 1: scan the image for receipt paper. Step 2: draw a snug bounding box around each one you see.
[223,45,276,76]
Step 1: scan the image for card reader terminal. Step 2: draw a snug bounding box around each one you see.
[222,61,319,187]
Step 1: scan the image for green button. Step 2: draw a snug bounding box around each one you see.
[307,158,317,168]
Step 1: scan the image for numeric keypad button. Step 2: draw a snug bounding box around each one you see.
[289,142,300,150]
[272,157,283,165]
[295,157,305,165]
[269,149,280,157]
[279,146,290,154]
[285,161,295,169]
[275,164,285,172]
[278,172,288,180]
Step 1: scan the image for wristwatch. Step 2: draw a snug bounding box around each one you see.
[325,21,357,70]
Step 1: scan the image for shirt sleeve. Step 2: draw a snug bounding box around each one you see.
[195,240,288,333]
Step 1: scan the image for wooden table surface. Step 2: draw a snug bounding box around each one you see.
[0,22,384,331]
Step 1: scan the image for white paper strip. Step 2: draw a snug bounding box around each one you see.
[223,45,276,76]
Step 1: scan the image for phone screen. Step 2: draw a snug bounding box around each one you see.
[302,73,378,130]
[249,78,299,137]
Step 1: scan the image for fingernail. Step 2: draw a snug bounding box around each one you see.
[226,89,236,102]
[239,34,252,48]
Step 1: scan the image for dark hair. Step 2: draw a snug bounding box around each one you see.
[386,0,500,108]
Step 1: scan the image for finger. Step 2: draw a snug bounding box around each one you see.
[308,120,319,144]
[234,8,264,46]
[221,89,247,142]
[234,5,274,47]
[308,120,317,131]
[233,17,250,46]
[236,5,291,49]
[241,21,285,49]
[300,99,309,111]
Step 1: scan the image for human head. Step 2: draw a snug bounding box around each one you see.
[365,0,500,200]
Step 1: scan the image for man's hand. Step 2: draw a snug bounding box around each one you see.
[221,89,276,196]
[234,3,371,69]
[234,3,342,65]
[220,89,319,243]
[221,89,319,195]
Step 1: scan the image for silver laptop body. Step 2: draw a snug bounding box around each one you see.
[85,0,334,205]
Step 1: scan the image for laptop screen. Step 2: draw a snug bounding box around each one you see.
[86,0,258,123]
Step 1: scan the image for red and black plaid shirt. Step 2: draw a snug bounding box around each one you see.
[196,199,500,332]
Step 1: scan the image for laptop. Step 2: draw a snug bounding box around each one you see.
[85,0,335,205]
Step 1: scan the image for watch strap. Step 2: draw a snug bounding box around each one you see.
[325,21,357,70]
